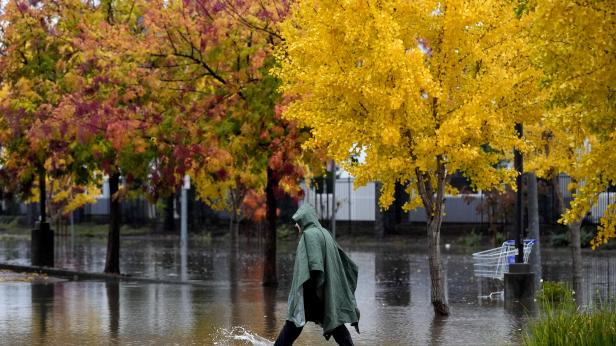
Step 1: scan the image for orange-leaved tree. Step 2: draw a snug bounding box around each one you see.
[141,0,319,285]
[0,0,107,266]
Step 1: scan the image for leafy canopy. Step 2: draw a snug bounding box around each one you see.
[276,0,542,210]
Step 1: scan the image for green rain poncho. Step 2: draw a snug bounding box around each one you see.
[287,204,360,337]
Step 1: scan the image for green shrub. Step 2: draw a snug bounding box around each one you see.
[277,223,297,240]
[494,230,506,245]
[550,225,596,248]
[458,228,483,248]
[550,232,569,247]
[580,225,595,248]
[537,281,574,309]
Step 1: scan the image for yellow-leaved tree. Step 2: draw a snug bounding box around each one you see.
[522,0,615,302]
[276,0,542,315]
[522,0,615,247]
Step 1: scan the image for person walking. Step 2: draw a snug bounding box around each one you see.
[274,203,360,346]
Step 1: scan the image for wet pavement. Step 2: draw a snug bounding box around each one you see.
[0,235,615,345]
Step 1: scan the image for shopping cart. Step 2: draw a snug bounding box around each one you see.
[472,239,536,280]
[472,239,535,299]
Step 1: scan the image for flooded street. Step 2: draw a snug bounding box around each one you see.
[0,236,615,345]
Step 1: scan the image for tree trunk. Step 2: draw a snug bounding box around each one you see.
[427,212,449,315]
[39,168,47,223]
[263,167,278,286]
[229,215,234,238]
[104,172,121,274]
[416,157,449,316]
[26,203,37,228]
[229,188,242,243]
[553,175,583,304]
[527,172,542,289]
[374,181,385,240]
[569,220,583,305]
[229,211,239,242]
[163,194,175,232]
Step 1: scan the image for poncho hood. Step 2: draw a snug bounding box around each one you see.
[292,203,320,230]
[287,204,360,336]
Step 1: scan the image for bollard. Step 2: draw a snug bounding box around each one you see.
[31,221,54,267]
[504,263,535,307]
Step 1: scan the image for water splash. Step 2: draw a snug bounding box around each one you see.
[212,326,273,346]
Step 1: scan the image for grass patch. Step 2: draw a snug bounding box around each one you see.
[0,219,151,238]
[0,216,24,233]
[524,307,616,346]
[66,224,151,237]
[525,281,616,345]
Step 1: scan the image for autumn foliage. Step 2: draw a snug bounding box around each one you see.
[275,0,544,315]
[0,0,613,289]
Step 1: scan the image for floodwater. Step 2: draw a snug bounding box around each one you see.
[0,235,615,345]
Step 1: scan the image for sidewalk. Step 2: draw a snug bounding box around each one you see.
[0,263,212,286]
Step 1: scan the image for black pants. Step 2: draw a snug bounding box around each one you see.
[274,320,354,346]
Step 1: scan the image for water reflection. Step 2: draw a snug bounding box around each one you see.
[105,282,119,344]
[504,301,536,342]
[0,237,615,344]
[229,243,240,330]
[263,287,278,336]
[180,238,188,281]
[429,316,446,346]
[31,284,54,343]
[375,249,410,306]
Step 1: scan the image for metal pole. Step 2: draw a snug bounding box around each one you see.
[480,190,484,225]
[324,171,328,226]
[348,177,351,233]
[181,176,189,247]
[314,181,317,213]
[181,175,189,281]
[514,123,524,263]
[331,160,336,239]
[39,169,46,223]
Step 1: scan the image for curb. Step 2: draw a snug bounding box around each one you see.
[0,263,210,286]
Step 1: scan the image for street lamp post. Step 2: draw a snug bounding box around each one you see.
[504,123,535,305]
[514,123,524,263]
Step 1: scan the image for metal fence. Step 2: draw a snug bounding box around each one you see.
[303,178,502,224]
[5,174,614,227]
[302,178,376,222]
[556,174,616,224]
[301,175,615,226]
